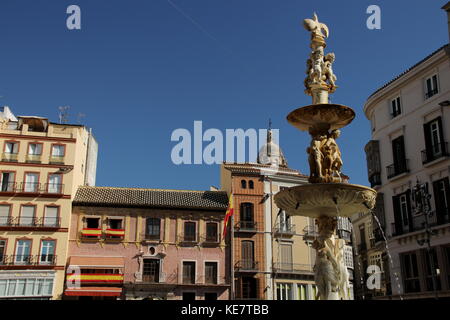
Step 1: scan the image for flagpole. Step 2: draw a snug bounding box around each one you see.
[230,192,235,300]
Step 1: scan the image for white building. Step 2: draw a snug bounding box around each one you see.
[363,3,450,299]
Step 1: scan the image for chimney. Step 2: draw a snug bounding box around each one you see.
[442,2,450,43]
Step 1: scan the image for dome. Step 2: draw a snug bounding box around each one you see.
[257,129,288,167]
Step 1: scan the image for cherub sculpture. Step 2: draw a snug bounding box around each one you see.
[323,53,337,91]
[303,13,329,42]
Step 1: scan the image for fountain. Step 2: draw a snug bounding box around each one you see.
[274,13,377,300]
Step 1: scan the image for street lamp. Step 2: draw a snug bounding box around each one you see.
[411,180,438,300]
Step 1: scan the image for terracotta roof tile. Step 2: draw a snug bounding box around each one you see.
[73,186,229,210]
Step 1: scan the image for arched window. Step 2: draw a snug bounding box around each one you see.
[241,180,247,189]
[249,180,254,189]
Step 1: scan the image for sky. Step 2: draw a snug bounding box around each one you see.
[0,0,448,190]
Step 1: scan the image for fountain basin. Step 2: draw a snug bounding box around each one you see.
[274,183,376,218]
[287,104,355,131]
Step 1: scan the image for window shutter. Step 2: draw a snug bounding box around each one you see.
[423,122,432,160]
[405,190,413,232]
[392,195,402,235]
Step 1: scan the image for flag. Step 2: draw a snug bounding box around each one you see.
[222,195,234,238]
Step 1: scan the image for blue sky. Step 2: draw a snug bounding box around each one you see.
[0,0,448,190]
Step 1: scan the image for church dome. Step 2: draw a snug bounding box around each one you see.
[257,129,288,167]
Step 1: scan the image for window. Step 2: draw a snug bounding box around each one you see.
[24,173,39,192]
[401,252,420,293]
[20,206,35,226]
[392,191,412,235]
[86,217,100,229]
[44,207,59,227]
[241,240,255,269]
[15,240,31,264]
[425,74,439,99]
[0,278,53,298]
[241,277,257,299]
[51,145,65,158]
[108,218,122,230]
[40,240,55,265]
[143,259,160,283]
[423,248,441,291]
[391,97,401,118]
[423,117,446,163]
[276,283,294,300]
[184,222,196,242]
[241,180,247,189]
[0,240,6,264]
[205,262,218,284]
[145,218,160,240]
[433,178,450,225]
[0,205,11,226]
[4,142,19,154]
[279,210,291,232]
[389,136,408,177]
[106,218,124,239]
[47,174,62,193]
[0,172,15,192]
[206,222,218,242]
[28,143,42,155]
[182,261,196,284]
[240,203,254,229]
[280,244,293,271]
[249,180,254,189]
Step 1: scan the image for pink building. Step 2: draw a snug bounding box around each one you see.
[64,186,230,300]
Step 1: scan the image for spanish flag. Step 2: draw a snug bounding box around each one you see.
[222,195,234,238]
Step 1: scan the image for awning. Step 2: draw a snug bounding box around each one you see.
[64,287,122,297]
[69,256,124,268]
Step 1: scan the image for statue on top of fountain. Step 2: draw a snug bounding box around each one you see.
[303,13,337,104]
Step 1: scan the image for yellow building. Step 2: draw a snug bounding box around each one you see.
[0,106,97,300]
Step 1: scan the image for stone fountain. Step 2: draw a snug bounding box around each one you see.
[274,13,377,300]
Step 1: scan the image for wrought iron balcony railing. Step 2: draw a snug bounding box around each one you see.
[235,260,259,272]
[26,154,42,163]
[0,181,16,192]
[140,233,161,242]
[0,217,61,228]
[425,88,439,99]
[234,221,257,232]
[386,159,409,179]
[200,234,220,244]
[0,255,57,266]
[0,182,64,194]
[369,173,382,187]
[49,155,65,164]
[272,262,313,274]
[1,152,18,162]
[273,223,296,236]
[421,142,449,164]
[177,234,199,244]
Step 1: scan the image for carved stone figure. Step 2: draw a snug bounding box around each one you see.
[323,53,337,91]
[321,130,343,182]
[303,13,329,45]
[309,50,324,85]
[307,128,327,183]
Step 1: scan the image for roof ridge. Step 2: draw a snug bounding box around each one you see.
[77,186,226,193]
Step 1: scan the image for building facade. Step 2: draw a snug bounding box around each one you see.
[64,187,230,300]
[0,106,97,299]
[362,5,450,299]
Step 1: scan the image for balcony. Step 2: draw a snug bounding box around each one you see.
[0,217,61,230]
[0,182,64,195]
[80,228,102,239]
[140,233,161,242]
[303,225,319,242]
[49,155,65,164]
[0,255,57,267]
[272,262,313,274]
[369,173,382,188]
[235,260,259,272]
[273,223,296,237]
[391,212,450,237]
[234,221,257,233]
[105,229,125,240]
[386,160,409,179]
[177,234,199,245]
[425,88,439,99]
[421,142,449,164]
[26,154,42,163]
[200,234,220,245]
[1,152,18,162]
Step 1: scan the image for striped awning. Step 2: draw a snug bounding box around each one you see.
[64,287,122,297]
[69,256,124,268]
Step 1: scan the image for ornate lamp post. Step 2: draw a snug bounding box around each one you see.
[412,180,438,300]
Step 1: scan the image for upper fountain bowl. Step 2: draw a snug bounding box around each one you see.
[274,183,376,218]
[287,104,355,132]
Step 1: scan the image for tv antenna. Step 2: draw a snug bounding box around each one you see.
[58,106,70,124]
[77,112,86,124]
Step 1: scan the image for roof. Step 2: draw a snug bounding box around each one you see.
[73,186,229,210]
[222,162,307,178]
[69,256,124,268]
[367,44,449,99]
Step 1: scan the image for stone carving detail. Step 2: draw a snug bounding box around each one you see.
[307,128,343,183]
[303,13,337,104]
[312,216,350,300]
